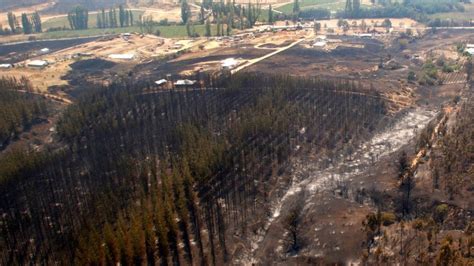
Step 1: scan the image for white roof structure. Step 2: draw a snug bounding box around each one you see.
[466,44,474,48]
[40,48,50,53]
[174,79,196,86]
[466,48,474,55]
[27,60,48,67]
[313,41,327,47]
[108,53,135,60]
[221,58,240,69]
[0,64,12,68]
[359,33,373,38]
[155,79,168,85]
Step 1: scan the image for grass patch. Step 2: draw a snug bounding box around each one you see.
[277,0,372,15]
[42,10,145,30]
[39,24,218,39]
[277,0,344,14]
[428,4,474,21]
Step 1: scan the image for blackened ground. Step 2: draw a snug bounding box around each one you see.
[0,37,99,63]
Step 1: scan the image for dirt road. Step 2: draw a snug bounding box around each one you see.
[231,38,306,74]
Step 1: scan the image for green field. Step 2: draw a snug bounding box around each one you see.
[42,10,145,30]
[276,0,371,14]
[38,24,218,39]
[277,0,345,14]
[428,4,474,21]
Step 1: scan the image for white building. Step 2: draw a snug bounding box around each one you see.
[108,53,135,60]
[0,64,12,69]
[221,58,241,70]
[27,60,48,68]
[174,79,196,86]
[313,41,327,47]
[466,48,474,55]
[155,79,168,86]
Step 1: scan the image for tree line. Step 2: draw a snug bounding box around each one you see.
[0,77,48,152]
[2,11,42,35]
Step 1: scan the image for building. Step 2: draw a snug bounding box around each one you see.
[313,41,327,48]
[466,48,474,55]
[108,53,135,60]
[0,64,12,69]
[466,44,474,49]
[27,60,48,68]
[221,58,242,70]
[155,79,168,86]
[174,79,196,87]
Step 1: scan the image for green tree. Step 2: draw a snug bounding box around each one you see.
[96,13,102,28]
[293,0,300,14]
[32,11,42,33]
[205,19,212,37]
[353,0,360,14]
[314,22,321,34]
[119,5,125,27]
[21,13,32,34]
[181,0,191,24]
[345,0,353,14]
[268,5,273,24]
[382,18,392,32]
[7,12,18,33]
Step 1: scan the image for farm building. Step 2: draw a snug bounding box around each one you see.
[221,58,242,70]
[174,79,196,87]
[313,41,327,48]
[108,54,135,60]
[27,60,48,68]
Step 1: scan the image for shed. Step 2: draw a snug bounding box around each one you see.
[27,60,48,68]
[108,53,135,60]
[313,41,327,47]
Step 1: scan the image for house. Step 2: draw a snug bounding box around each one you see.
[174,79,196,87]
[466,43,474,48]
[27,60,48,68]
[108,53,135,60]
[0,64,12,69]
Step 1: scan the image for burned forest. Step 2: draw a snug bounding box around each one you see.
[1,1,473,263]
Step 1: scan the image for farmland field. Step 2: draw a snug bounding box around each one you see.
[42,10,145,30]
[40,24,217,39]
[428,3,474,21]
[276,0,372,14]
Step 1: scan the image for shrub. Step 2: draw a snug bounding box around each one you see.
[381,212,396,226]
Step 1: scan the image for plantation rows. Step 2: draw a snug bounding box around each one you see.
[1,75,387,265]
